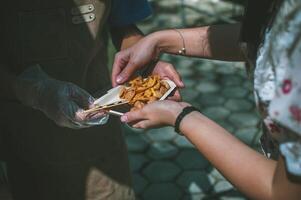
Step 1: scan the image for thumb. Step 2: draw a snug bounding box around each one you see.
[120,110,146,123]
[68,83,94,109]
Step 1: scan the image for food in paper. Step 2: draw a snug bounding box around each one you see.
[86,75,176,116]
[119,75,171,111]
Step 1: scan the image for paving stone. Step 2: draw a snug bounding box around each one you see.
[176,59,195,71]
[214,180,233,193]
[222,86,248,98]
[147,142,179,159]
[216,121,235,133]
[203,106,230,120]
[155,0,179,9]
[173,136,195,148]
[143,183,183,200]
[237,67,248,78]
[235,127,258,145]
[225,99,253,112]
[182,78,196,88]
[156,14,181,27]
[146,127,177,142]
[182,193,206,200]
[208,168,225,181]
[177,67,194,77]
[221,75,243,86]
[199,72,217,81]
[126,135,149,152]
[176,150,210,170]
[243,80,253,90]
[221,196,247,200]
[177,171,212,193]
[248,93,256,102]
[215,64,237,74]
[181,88,199,101]
[143,161,181,182]
[196,81,220,93]
[129,154,149,172]
[198,94,226,106]
[229,113,260,128]
[132,173,148,195]
[196,62,215,72]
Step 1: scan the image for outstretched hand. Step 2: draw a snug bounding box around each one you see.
[120,100,190,129]
[15,65,108,129]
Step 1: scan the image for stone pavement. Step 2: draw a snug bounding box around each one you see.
[123,0,260,199]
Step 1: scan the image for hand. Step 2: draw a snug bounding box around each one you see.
[14,65,108,129]
[111,35,160,87]
[151,61,184,101]
[120,100,190,129]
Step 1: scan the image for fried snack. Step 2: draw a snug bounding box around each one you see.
[119,75,170,111]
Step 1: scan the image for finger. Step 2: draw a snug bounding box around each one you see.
[112,52,130,87]
[75,109,109,126]
[85,110,107,120]
[83,114,109,126]
[68,83,94,108]
[120,109,146,123]
[132,120,153,129]
[167,89,182,101]
[60,102,89,128]
[164,64,185,88]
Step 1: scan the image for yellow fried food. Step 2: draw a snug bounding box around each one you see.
[119,75,170,110]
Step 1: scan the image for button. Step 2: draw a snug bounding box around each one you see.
[71,4,95,15]
[72,13,96,24]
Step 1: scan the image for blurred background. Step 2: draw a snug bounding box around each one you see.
[1,0,263,200]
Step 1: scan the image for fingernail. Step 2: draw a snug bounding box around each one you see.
[116,75,123,83]
[121,115,128,122]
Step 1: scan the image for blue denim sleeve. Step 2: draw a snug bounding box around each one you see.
[108,0,152,27]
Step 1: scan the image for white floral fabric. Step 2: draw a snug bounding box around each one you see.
[253,0,301,178]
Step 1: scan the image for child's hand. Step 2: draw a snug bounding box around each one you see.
[120,100,190,129]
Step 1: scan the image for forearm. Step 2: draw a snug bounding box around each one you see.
[151,24,243,61]
[110,24,144,50]
[180,112,276,199]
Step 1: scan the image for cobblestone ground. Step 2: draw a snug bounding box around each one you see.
[123,0,261,199]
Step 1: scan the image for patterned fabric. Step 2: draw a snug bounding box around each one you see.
[252,0,301,178]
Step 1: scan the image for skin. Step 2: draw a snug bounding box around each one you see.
[114,24,301,199]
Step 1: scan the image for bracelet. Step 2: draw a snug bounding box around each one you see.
[174,106,200,135]
[173,29,186,55]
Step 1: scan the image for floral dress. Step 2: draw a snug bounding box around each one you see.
[248,0,301,178]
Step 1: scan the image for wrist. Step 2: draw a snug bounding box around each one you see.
[173,105,200,134]
[169,102,191,126]
[149,30,173,55]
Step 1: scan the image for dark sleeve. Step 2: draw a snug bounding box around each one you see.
[108,0,152,27]
[241,0,281,49]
